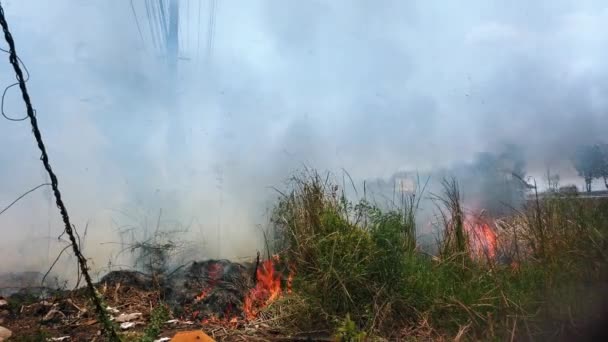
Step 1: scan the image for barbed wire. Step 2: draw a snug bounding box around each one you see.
[0,3,120,340]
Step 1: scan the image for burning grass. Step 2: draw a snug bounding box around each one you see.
[267,171,608,340]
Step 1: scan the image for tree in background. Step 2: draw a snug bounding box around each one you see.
[572,144,605,192]
[545,167,560,192]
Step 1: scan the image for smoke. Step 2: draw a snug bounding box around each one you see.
[1,0,607,281]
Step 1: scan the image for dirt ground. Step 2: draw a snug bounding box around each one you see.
[0,284,330,342]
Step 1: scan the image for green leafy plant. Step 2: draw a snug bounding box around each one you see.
[139,304,170,342]
[335,314,367,342]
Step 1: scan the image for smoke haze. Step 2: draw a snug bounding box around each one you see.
[0,0,607,280]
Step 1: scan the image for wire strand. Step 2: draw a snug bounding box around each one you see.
[130,0,146,49]
[0,183,50,216]
[0,46,32,121]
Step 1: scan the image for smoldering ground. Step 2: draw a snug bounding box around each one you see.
[1,0,607,284]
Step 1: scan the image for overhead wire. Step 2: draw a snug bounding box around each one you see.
[206,0,217,64]
[157,0,169,47]
[150,0,161,51]
[145,0,160,54]
[130,0,146,49]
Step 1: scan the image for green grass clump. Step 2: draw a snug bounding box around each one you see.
[139,304,170,342]
[269,170,608,340]
[271,171,418,334]
[334,314,367,342]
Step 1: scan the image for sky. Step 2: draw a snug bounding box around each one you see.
[0,0,607,279]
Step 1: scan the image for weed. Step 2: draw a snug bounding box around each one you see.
[139,304,170,342]
[334,314,367,342]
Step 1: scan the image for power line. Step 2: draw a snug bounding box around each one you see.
[157,0,169,49]
[145,0,160,53]
[130,0,146,49]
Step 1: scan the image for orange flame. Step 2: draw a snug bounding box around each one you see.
[464,216,497,260]
[243,256,292,320]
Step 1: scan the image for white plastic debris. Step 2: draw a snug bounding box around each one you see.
[48,336,70,341]
[106,306,120,314]
[153,338,171,342]
[165,319,195,325]
[120,322,136,330]
[115,312,142,323]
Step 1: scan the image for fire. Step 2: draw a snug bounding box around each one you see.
[243,256,292,320]
[464,215,498,260]
[190,256,294,324]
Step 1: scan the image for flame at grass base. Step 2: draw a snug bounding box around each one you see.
[465,215,498,260]
[243,255,292,320]
[187,257,293,324]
